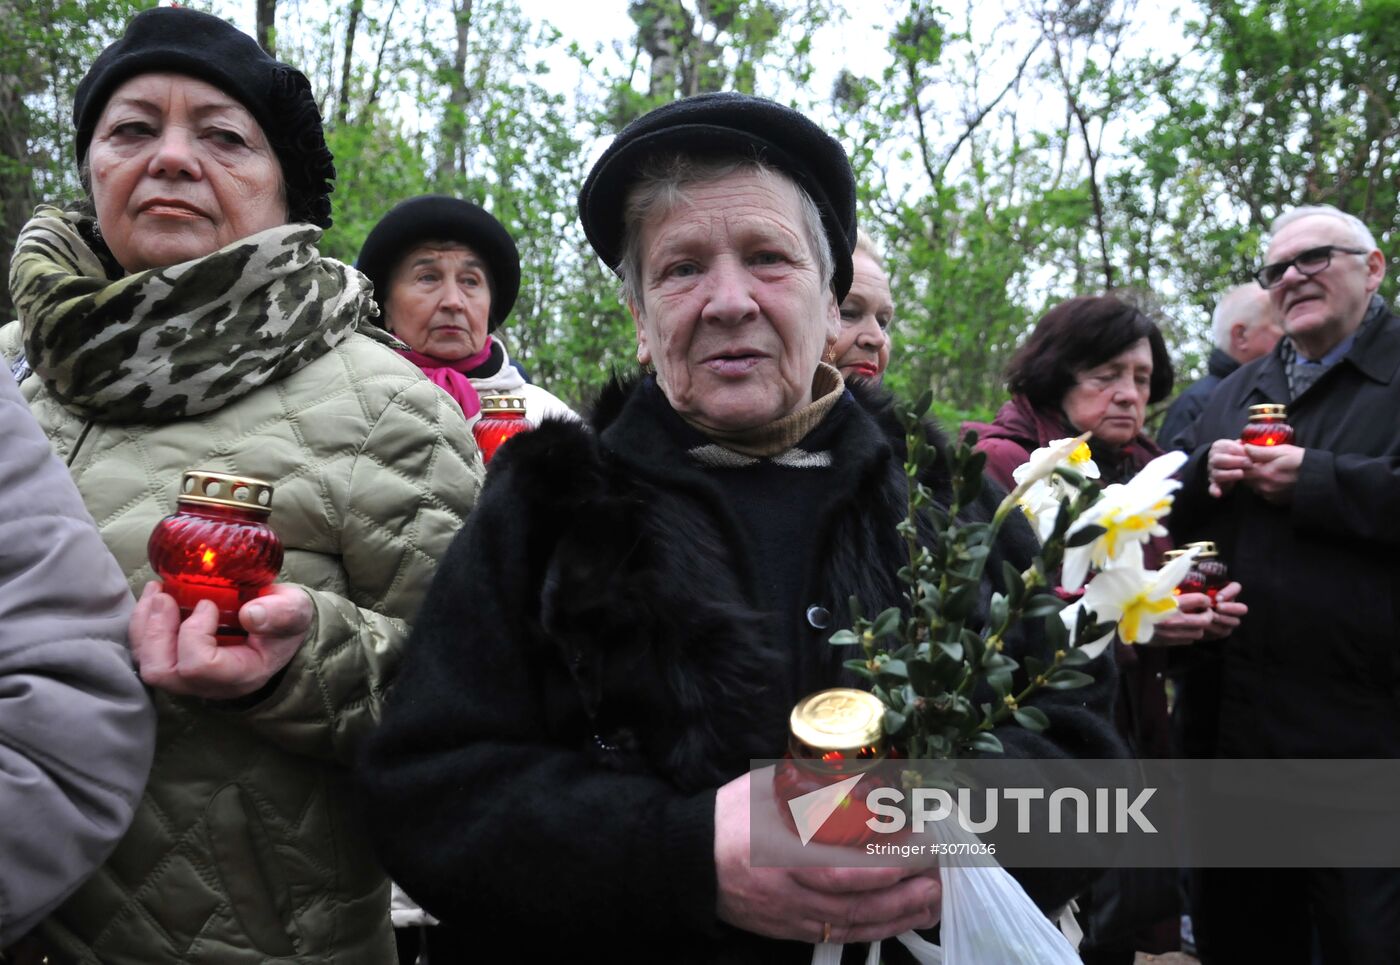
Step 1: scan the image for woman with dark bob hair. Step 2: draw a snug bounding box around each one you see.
[359,93,1124,963]
[973,295,1174,484]
[966,295,1245,962]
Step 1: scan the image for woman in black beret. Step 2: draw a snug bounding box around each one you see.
[357,194,575,431]
[360,92,1123,963]
[0,8,480,963]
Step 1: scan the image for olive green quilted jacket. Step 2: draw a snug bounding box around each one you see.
[1,325,482,964]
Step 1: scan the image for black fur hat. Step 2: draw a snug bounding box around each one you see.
[356,195,521,331]
[578,92,858,299]
[73,7,335,229]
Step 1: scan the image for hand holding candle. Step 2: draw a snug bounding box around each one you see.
[1240,443,1304,503]
[1203,581,1247,640]
[129,581,313,700]
[1207,439,1252,498]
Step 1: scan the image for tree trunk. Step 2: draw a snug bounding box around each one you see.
[633,0,691,100]
[436,0,472,184]
[256,0,277,57]
[336,0,364,126]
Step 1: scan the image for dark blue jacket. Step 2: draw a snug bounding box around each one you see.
[1157,348,1239,451]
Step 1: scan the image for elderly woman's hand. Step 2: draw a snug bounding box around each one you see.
[130,582,313,700]
[1202,581,1247,640]
[713,770,940,945]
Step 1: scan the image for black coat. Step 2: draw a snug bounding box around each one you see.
[1170,305,1400,757]
[359,376,1122,963]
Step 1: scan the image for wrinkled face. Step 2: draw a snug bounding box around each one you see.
[384,243,492,361]
[630,169,837,433]
[1264,214,1384,359]
[1062,337,1153,447]
[88,73,287,273]
[833,250,893,382]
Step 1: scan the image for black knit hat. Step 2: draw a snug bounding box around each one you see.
[578,92,858,299]
[356,195,521,331]
[73,7,335,229]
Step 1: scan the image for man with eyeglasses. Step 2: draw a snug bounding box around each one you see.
[1157,283,1282,451]
[1169,204,1400,964]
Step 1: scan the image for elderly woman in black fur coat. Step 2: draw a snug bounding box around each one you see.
[358,93,1122,963]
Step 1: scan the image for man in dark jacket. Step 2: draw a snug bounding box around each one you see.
[1157,283,1281,451]
[1170,204,1400,964]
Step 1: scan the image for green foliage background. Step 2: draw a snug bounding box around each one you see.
[4,0,1396,421]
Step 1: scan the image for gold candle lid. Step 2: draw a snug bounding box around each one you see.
[178,470,274,515]
[790,688,886,754]
[481,395,527,413]
[1183,540,1218,558]
[1248,403,1288,419]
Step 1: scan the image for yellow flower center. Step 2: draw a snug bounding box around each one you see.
[1098,498,1173,559]
[1118,592,1177,643]
[1069,442,1093,465]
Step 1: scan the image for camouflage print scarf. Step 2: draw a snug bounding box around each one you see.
[9,204,387,423]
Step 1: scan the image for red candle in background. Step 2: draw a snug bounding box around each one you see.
[774,689,892,847]
[148,470,283,645]
[1240,403,1293,447]
[472,395,533,464]
[1183,541,1229,601]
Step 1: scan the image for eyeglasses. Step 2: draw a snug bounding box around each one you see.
[1254,244,1368,289]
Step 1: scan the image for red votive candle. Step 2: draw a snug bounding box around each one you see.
[148,470,284,645]
[1183,541,1229,601]
[472,395,533,464]
[1240,403,1293,447]
[774,689,891,847]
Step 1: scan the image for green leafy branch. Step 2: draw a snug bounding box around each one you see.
[830,392,1114,761]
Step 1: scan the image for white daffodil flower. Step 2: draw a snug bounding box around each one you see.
[1063,543,1198,657]
[1017,478,1062,543]
[1000,433,1092,523]
[1012,436,1100,489]
[1012,437,1100,543]
[1060,450,1189,591]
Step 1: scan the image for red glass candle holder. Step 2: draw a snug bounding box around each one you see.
[472,395,533,464]
[1241,403,1293,447]
[774,689,893,847]
[1183,541,1229,601]
[148,470,283,644]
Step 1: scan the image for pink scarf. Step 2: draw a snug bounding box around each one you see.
[396,339,494,420]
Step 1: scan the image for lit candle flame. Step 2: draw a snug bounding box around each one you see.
[201,549,216,571]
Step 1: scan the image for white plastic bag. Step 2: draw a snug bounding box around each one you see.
[811,812,1079,965]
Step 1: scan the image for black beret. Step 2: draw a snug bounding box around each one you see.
[578,91,858,299]
[356,195,521,331]
[73,7,335,229]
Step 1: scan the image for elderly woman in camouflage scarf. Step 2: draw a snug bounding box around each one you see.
[0,9,480,964]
